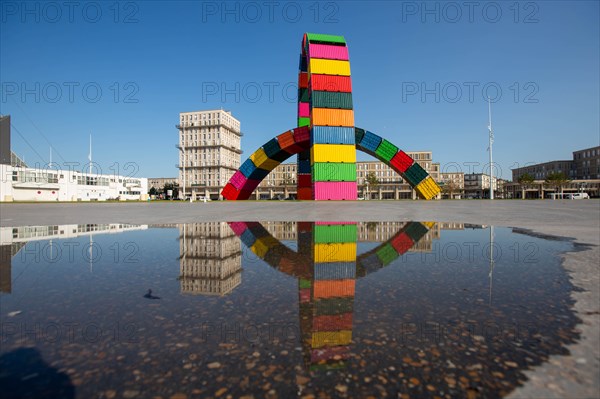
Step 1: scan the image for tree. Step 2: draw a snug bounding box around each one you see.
[517,173,534,199]
[545,172,570,195]
[365,172,380,199]
[163,182,180,199]
[148,187,158,196]
[441,179,459,199]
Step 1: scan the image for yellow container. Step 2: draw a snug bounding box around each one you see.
[250,148,280,170]
[311,144,356,164]
[312,108,354,127]
[314,242,357,262]
[251,240,269,258]
[255,235,279,250]
[309,59,351,76]
[415,176,441,200]
[423,221,437,229]
[311,330,352,348]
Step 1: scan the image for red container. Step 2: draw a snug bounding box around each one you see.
[311,74,352,92]
[293,126,310,143]
[390,232,414,255]
[277,130,306,153]
[298,72,308,88]
[313,182,357,200]
[297,222,313,232]
[311,346,350,363]
[297,187,312,200]
[227,222,247,236]
[313,313,353,331]
[238,189,254,200]
[221,183,240,200]
[309,43,349,61]
[298,174,312,187]
[390,150,414,173]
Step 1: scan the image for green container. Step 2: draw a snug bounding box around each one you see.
[299,279,312,289]
[403,162,428,186]
[355,128,365,144]
[375,139,399,162]
[307,33,346,45]
[312,163,356,182]
[376,243,399,265]
[404,222,428,242]
[314,297,354,315]
[298,117,310,127]
[312,91,353,110]
[298,88,309,103]
[314,224,358,243]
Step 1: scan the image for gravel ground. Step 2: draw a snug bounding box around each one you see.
[1,200,599,398]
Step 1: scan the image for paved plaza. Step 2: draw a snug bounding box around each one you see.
[1,200,598,398]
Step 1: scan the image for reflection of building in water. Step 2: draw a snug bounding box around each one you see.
[0,224,148,294]
[178,223,242,296]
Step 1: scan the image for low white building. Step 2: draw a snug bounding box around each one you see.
[0,164,148,202]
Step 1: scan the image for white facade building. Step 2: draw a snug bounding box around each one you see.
[0,164,148,202]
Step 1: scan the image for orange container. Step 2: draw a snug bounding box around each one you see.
[312,108,354,127]
[313,279,356,298]
[277,130,306,153]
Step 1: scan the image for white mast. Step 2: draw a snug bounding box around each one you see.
[88,134,92,175]
[488,225,495,305]
[49,146,52,168]
[488,98,494,200]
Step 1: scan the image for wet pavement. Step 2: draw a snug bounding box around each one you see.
[0,221,584,398]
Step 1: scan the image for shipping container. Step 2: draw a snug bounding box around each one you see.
[311,74,352,92]
[298,88,309,102]
[306,32,346,45]
[251,240,268,258]
[229,170,247,190]
[314,181,358,200]
[312,108,354,127]
[312,126,355,144]
[390,150,414,173]
[376,243,399,265]
[314,223,357,243]
[308,43,349,60]
[298,102,310,117]
[314,262,356,280]
[314,297,354,315]
[221,183,239,200]
[314,242,357,262]
[358,130,382,155]
[250,148,280,170]
[298,117,310,127]
[354,127,365,144]
[404,222,429,242]
[299,288,311,303]
[311,330,352,348]
[262,138,292,162]
[375,139,399,162]
[240,229,256,248]
[297,187,312,200]
[293,126,311,143]
[277,131,306,153]
[311,91,353,109]
[298,174,312,187]
[313,313,353,332]
[403,162,429,186]
[227,221,247,236]
[390,232,414,255]
[311,144,356,164]
[299,279,312,289]
[312,163,356,181]
[313,279,356,298]
[360,252,383,274]
[310,59,351,76]
[298,71,308,88]
[415,176,441,200]
[298,159,311,174]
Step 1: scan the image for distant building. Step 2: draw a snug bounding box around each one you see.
[463,173,500,199]
[176,109,242,200]
[148,177,177,190]
[508,145,600,198]
[439,172,465,199]
[0,115,11,165]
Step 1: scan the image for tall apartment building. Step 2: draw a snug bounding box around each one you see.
[177,110,242,200]
[573,146,600,180]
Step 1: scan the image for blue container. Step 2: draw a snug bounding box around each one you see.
[359,131,382,155]
[240,229,256,248]
[298,159,311,173]
[360,252,383,274]
[314,262,356,280]
[239,159,256,178]
[312,126,355,145]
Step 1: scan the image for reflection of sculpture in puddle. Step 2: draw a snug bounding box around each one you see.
[228,221,434,371]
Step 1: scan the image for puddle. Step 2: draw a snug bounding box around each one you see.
[0,222,580,398]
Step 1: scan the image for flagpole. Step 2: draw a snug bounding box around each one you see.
[488,98,494,200]
[89,134,92,175]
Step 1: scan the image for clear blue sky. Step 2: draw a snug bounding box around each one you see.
[1,1,598,179]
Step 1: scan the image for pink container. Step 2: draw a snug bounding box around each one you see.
[309,44,349,61]
[228,222,248,236]
[298,102,310,117]
[230,170,248,190]
[314,182,357,200]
